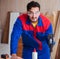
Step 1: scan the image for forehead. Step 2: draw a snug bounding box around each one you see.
[29,7,39,12]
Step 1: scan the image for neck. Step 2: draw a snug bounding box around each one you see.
[31,20,38,27]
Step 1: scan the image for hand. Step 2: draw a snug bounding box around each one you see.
[11,54,23,59]
[17,56,23,59]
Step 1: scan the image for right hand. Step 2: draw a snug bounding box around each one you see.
[11,54,23,59]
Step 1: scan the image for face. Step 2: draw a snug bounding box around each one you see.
[27,7,40,22]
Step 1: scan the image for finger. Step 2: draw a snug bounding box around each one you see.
[17,57,23,59]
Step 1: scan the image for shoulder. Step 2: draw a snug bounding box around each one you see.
[40,14,51,30]
[18,13,28,22]
[40,14,50,23]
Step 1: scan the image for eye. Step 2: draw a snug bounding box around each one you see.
[27,11,33,16]
[35,11,40,14]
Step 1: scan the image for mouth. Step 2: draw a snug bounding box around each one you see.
[31,18,38,22]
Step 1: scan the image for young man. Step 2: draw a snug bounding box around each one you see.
[10,1,54,59]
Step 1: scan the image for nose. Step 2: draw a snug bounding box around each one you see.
[33,13,36,17]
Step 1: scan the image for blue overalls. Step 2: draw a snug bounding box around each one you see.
[10,14,53,59]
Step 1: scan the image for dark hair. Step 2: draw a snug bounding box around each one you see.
[27,1,40,11]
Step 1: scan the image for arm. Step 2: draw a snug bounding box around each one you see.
[45,23,55,52]
[10,18,22,56]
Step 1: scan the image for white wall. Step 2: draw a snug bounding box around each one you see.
[40,0,60,13]
[0,43,10,58]
[15,0,60,13]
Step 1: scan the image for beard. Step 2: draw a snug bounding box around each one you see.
[30,17,38,22]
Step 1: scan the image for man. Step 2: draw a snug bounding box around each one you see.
[10,1,54,59]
